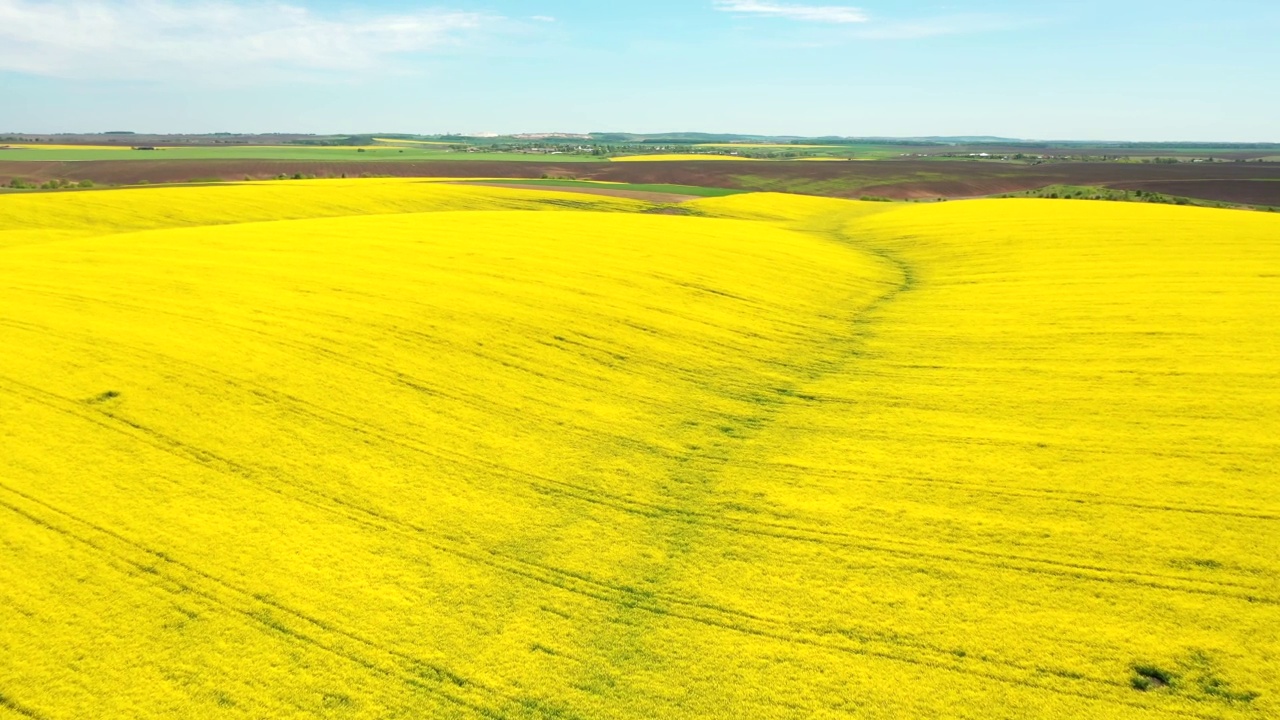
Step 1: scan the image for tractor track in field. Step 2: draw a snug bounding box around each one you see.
[0,288,707,457]
[0,692,48,720]
[0,412,583,719]
[2,243,819,409]
[3,303,1256,718]
[0,390,1248,716]
[0,487,518,720]
[3,290,1274,602]
[2,299,1275,606]
[1,206,1269,718]
[0,400,1228,720]
[725,458,1280,521]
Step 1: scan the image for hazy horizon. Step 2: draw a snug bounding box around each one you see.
[5,130,1278,145]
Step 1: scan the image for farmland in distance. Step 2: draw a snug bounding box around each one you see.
[4,155,1278,208]
[0,180,1277,719]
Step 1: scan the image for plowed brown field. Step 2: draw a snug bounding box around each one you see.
[1106,179,1280,207]
[3,158,1278,205]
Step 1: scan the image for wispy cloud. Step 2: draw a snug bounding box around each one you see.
[713,2,1035,41]
[854,13,1035,40]
[0,0,502,81]
[712,0,868,24]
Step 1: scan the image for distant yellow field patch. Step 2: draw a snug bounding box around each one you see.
[695,143,840,149]
[0,143,133,151]
[373,138,455,146]
[237,144,393,151]
[610,154,758,162]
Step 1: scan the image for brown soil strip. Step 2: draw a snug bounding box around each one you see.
[3,159,1278,207]
[455,182,700,203]
[1104,179,1280,207]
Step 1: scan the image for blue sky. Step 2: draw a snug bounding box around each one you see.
[1,0,1276,140]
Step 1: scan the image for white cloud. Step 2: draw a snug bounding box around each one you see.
[0,0,500,80]
[531,15,556,23]
[713,0,868,24]
[854,14,1032,40]
[714,2,1036,42]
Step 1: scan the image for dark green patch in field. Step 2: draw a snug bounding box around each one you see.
[642,205,699,215]
[321,692,353,709]
[513,695,582,719]
[1129,652,1260,705]
[1132,664,1174,691]
[1170,557,1224,570]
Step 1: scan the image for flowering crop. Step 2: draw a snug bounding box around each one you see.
[0,182,1275,718]
[610,154,757,162]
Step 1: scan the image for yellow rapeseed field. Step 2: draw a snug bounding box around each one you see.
[609,154,757,162]
[1,180,1276,719]
[373,138,456,146]
[0,143,134,151]
[694,144,842,149]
